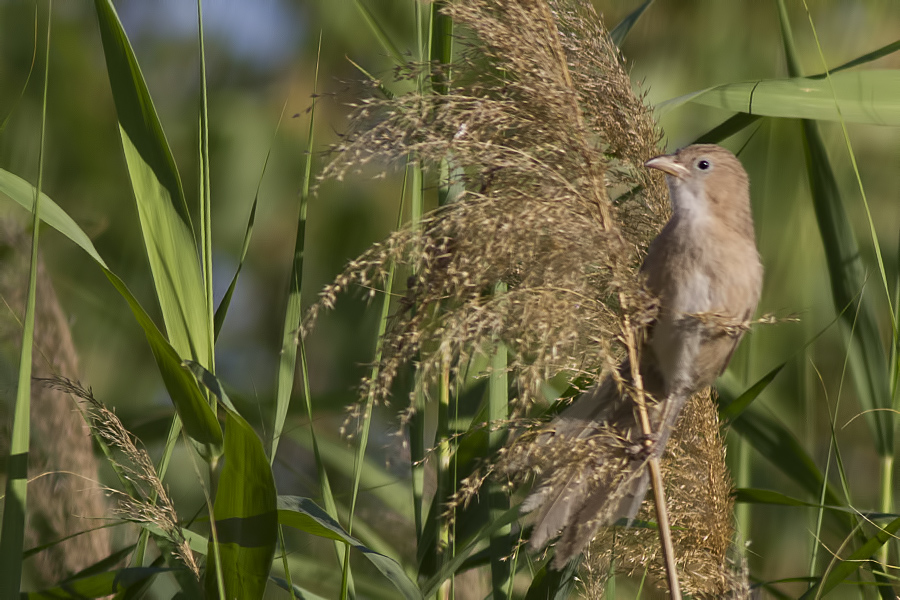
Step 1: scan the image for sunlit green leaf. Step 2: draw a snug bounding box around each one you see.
[661,70,900,126]
[95,0,211,368]
[186,363,278,600]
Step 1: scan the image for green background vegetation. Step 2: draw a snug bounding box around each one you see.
[1,0,900,598]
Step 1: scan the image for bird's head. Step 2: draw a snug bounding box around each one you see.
[645,144,753,235]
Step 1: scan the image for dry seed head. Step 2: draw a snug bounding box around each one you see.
[43,377,200,580]
[309,0,667,418]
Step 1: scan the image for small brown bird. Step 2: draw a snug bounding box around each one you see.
[524,144,763,567]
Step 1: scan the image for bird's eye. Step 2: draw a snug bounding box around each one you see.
[697,159,710,170]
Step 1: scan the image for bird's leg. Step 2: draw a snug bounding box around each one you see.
[627,391,689,461]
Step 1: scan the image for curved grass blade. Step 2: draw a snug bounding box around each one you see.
[19,567,171,599]
[800,101,892,457]
[719,363,784,423]
[680,38,900,143]
[213,98,287,339]
[0,169,223,459]
[660,34,900,123]
[186,363,278,600]
[523,556,581,600]
[0,5,37,136]
[830,40,900,75]
[95,0,211,368]
[610,0,655,48]
[736,488,900,519]
[278,496,423,600]
[693,113,761,145]
[0,169,107,266]
[776,8,895,594]
[353,0,404,66]
[272,31,321,461]
[271,33,351,594]
[290,431,413,519]
[726,404,843,508]
[269,578,330,600]
[800,516,900,599]
[339,161,410,598]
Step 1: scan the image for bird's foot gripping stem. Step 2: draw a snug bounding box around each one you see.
[625,432,660,460]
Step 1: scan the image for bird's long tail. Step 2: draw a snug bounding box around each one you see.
[506,360,680,568]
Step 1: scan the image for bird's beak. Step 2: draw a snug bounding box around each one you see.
[644,155,690,178]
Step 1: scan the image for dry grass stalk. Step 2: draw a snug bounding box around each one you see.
[43,377,200,580]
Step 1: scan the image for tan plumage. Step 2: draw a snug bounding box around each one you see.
[525,144,763,568]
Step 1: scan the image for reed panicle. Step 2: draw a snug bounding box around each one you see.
[307,0,667,414]
[43,377,200,580]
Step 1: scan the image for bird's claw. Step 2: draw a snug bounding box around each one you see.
[626,433,659,460]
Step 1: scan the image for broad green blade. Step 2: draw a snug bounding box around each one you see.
[685,38,900,143]
[487,309,511,598]
[187,364,278,600]
[610,0,655,48]
[19,567,168,599]
[112,280,223,460]
[277,496,423,600]
[660,70,900,126]
[94,0,211,368]
[0,169,223,460]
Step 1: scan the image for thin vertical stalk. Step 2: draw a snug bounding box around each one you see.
[488,282,511,600]
[410,1,431,589]
[436,361,452,600]
[197,0,214,373]
[0,4,50,594]
[277,33,328,596]
[340,168,409,600]
[618,290,681,600]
